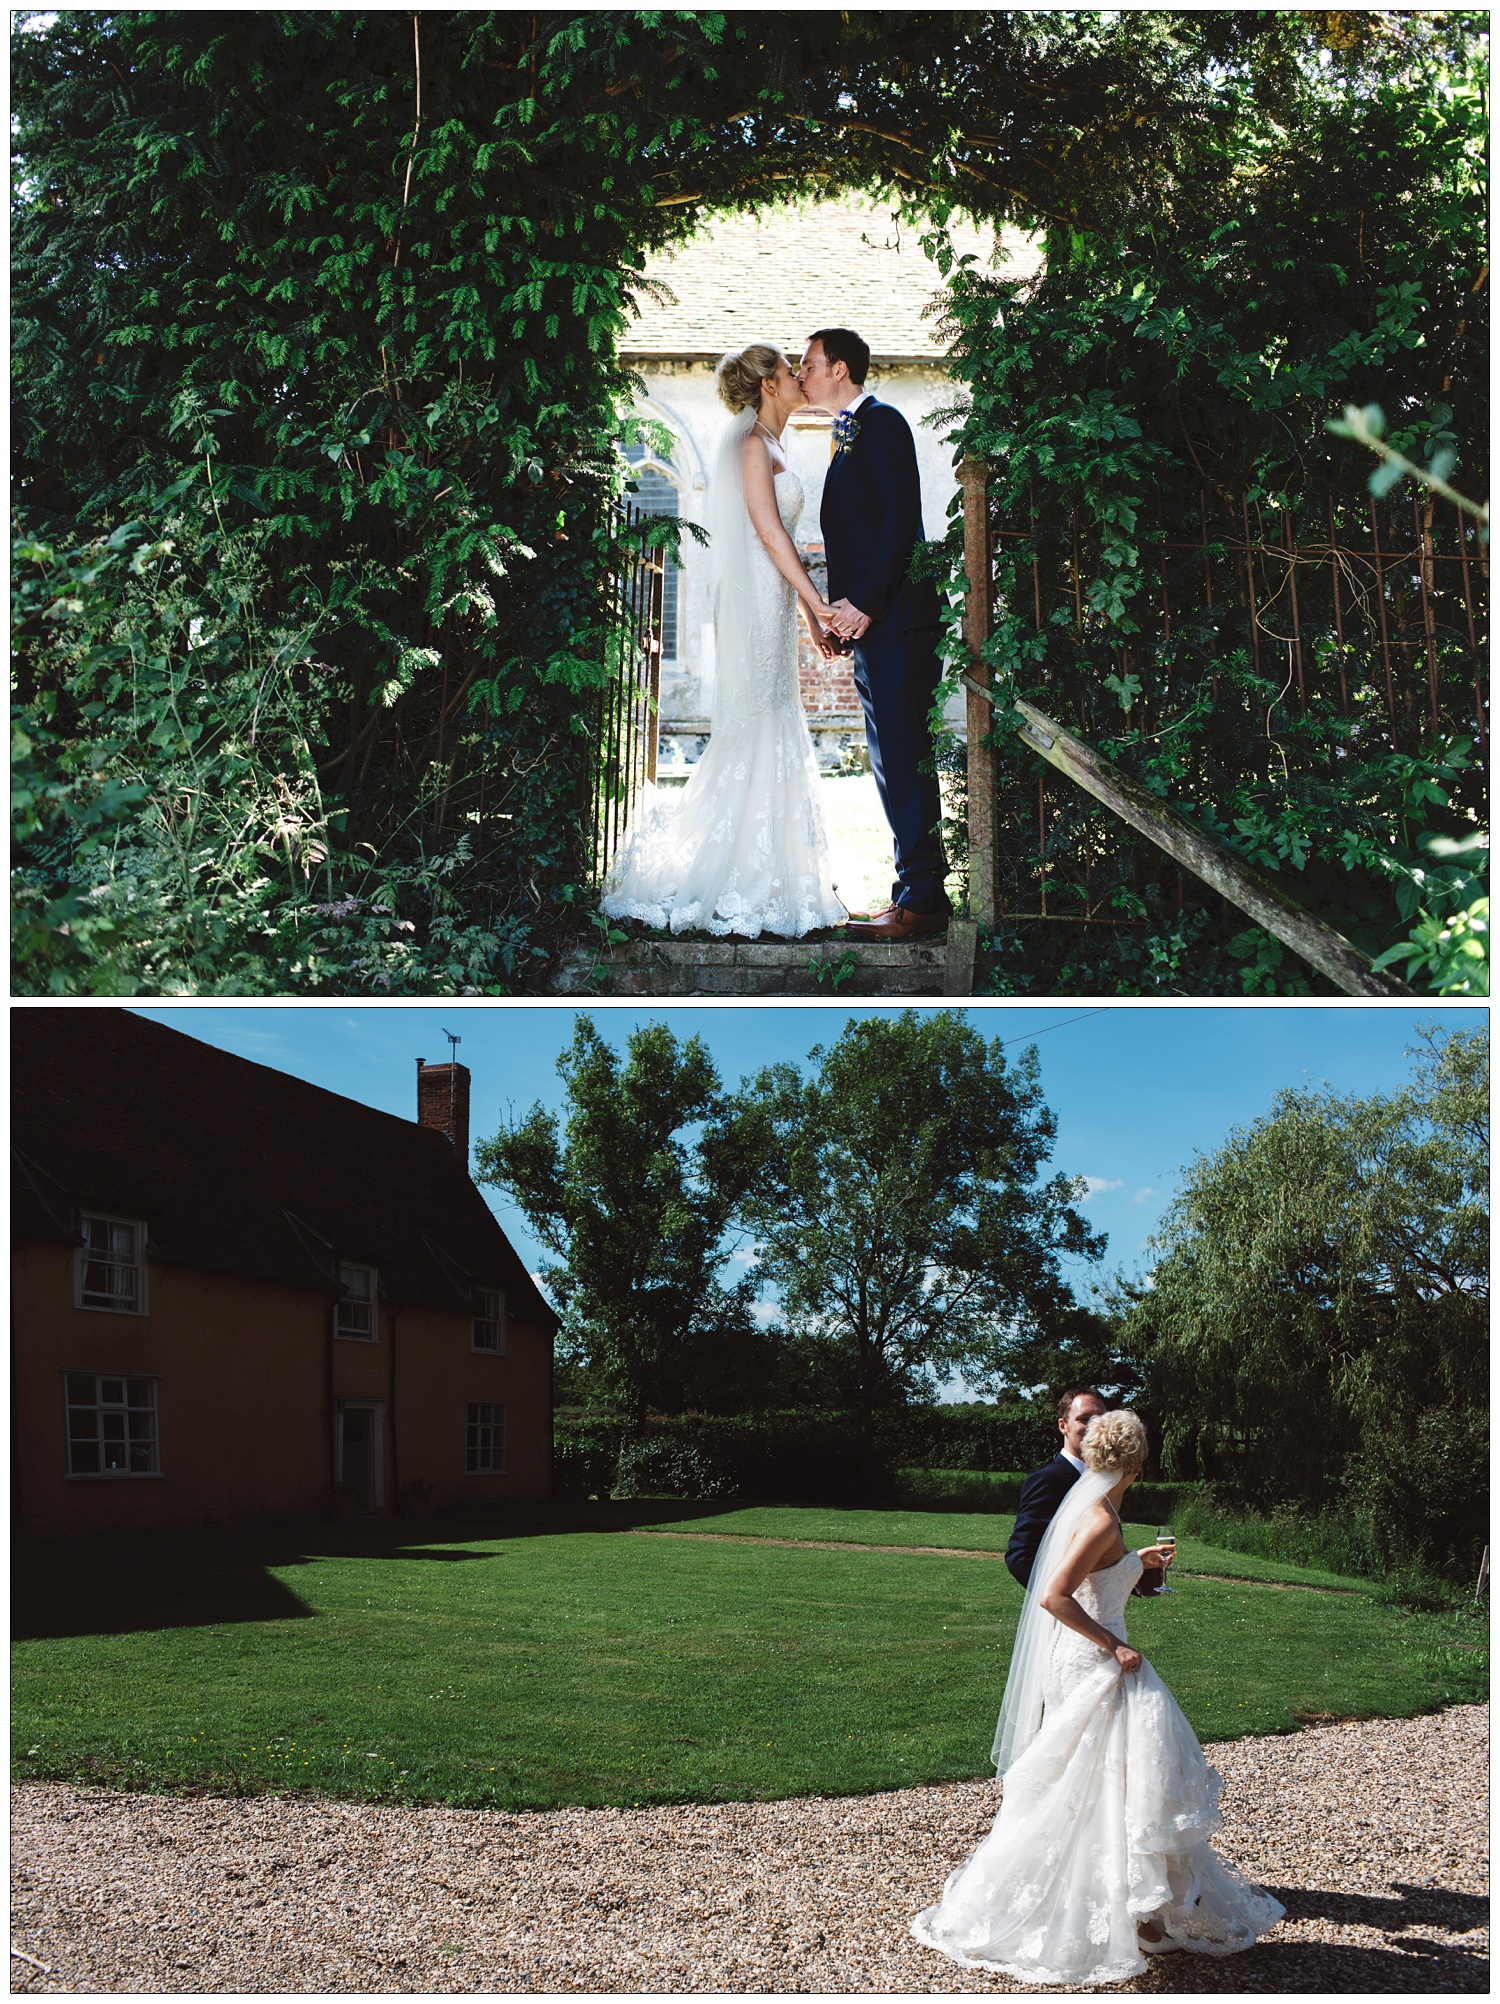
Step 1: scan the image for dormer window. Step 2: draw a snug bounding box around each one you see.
[76,1214,146,1315]
[472,1287,506,1354]
[335,1262,377,1340]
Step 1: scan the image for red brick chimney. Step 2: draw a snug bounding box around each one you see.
[416,1058,470,1169]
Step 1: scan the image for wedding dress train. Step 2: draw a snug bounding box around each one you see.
[600,467,846,939]
[911,1551,1284,1987]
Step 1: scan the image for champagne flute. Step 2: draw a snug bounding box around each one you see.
[1156,1527,1177,1595]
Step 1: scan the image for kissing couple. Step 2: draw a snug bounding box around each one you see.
[602,328,951,943]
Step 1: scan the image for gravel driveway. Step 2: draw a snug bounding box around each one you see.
[10,1705,1486,1994]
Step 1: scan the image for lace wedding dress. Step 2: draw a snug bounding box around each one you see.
[911,1550,1284,1987]
[600,460,846,939]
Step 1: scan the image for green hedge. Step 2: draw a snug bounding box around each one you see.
[553,1406,1127,1505]
[555,1412,882,1506]
[894,1467,1195,1523]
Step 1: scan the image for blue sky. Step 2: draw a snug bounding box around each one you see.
[133,1003,1480,1325]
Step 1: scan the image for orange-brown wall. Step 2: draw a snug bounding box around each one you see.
[13,1243,551,1535]
[390,1302,553,1516]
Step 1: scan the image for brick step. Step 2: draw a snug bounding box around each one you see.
[553,931,972,998]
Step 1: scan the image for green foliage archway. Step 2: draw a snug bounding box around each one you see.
[11,9,1482,991]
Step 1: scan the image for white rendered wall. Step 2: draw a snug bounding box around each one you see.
[630,359,963,740]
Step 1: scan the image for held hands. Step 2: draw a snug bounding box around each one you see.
[1136,1544,1175,1569]
[826,597,872,641]
[804,600,846,662]
[1113,1644,1143,1674]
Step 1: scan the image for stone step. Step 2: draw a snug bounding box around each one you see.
[552,932,965,997]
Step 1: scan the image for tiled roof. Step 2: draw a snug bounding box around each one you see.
[11,1010,556,1328]
[622,200,1041,360]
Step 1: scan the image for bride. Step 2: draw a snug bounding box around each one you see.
[600,344,848,939]
[912,1409,1284,1986]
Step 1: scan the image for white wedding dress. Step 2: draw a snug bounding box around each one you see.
[911,1550,1284,1987]
[600,460,847,939]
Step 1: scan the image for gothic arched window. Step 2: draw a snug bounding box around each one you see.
[624,442,680,662]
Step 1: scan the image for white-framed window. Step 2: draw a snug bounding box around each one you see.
[75,1214,147,1315]
[335,1261,377,1340]
[65,1372,159,1477]
[624,443,681,661]
[472,1287,506,1354]
[466,1401,505,1474]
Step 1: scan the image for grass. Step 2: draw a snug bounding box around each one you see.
[646,1503,1375,1592]
[13,1503,1486,1814]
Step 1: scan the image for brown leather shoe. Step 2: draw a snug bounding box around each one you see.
[843,904,950,942]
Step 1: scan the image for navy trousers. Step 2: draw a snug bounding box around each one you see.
[850,621,949,912]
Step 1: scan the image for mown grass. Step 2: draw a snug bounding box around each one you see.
[13,1504,1486,1813]
[646,1503,1373,1592]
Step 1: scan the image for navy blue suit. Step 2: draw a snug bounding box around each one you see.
[1005,1450,1166,1595]
[820,397,948,913]
[1005,1453,1081,1589]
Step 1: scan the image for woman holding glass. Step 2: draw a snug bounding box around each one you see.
[911,1409,1283,1986]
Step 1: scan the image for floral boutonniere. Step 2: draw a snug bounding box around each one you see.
[831,409,862,459]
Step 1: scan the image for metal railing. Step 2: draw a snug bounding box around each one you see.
[589,500,665,887]
[962,461,1489,935]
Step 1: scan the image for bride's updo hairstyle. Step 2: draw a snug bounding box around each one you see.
[1081,1408,1148,1475]
[716,343,781,415]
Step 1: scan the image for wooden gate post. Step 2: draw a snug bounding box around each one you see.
[961,456,998,930]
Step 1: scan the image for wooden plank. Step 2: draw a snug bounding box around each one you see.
[961,457,997,929]
[961,678,1412,997]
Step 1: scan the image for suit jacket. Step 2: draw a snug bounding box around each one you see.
[820,397,941,632]
[1004,1452,1166,1596]
[1005,1453,1080,1589]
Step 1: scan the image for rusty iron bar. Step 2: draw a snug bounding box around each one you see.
[1369,499,1399,740]
[1414,497,1442,733]
[1283,506,1305,708]
[1038,773,1047,917]
[1199,488,1219,699]
[1454,503,1487,766]
[1456,500,1479,650]
[1240,492,1262,679]
[1326,494,1350,716]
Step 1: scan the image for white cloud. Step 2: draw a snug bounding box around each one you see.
[1082,1176,1124,1196]
[1131,1187,1159,1204]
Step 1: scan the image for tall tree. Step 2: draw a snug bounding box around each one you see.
[1132,1024,1488,1567]
[735,1011,1103,1434]
[474,1018,773,1426]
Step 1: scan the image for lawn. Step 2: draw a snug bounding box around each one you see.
[13,1503,1486,1813]
[644,1504,1372,1592]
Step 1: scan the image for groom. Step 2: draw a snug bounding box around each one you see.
[1006,1385,1165,1594]
[799,328,950,940]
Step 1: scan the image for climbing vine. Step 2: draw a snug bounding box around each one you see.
[933,46,1487,992]
[11,8,1485,990]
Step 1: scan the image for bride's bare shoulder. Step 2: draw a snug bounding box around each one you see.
[1070,1498,1119,1546]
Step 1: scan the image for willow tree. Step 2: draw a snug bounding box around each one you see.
[1133,1024,1488,1573]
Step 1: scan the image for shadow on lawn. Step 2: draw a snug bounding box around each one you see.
[11,1500,728,1641]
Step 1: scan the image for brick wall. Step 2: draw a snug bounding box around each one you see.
[796,539,860,718]
[799,636,860,716]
